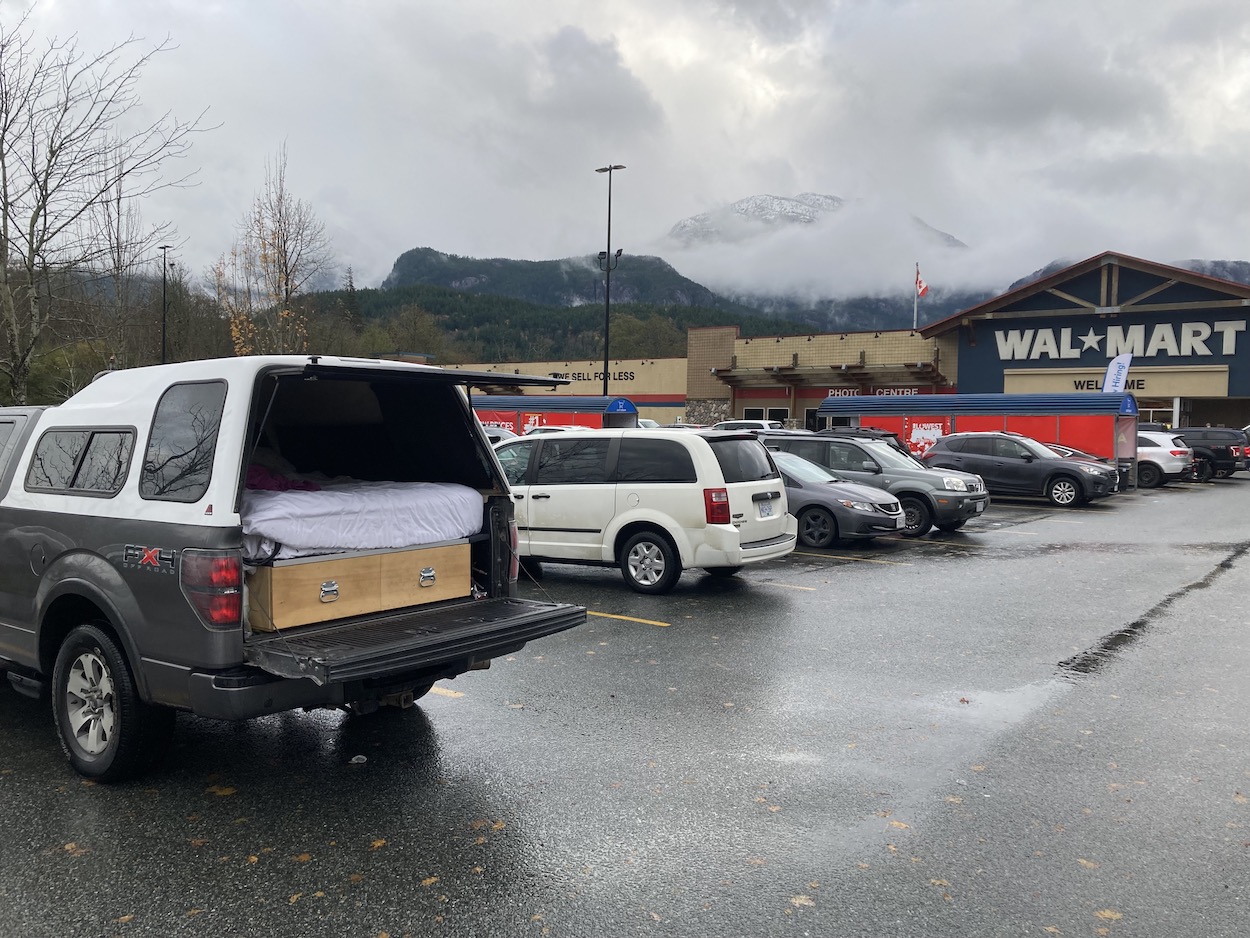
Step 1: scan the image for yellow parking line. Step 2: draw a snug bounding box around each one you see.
[589,610,671,627]
[792,550,912,566]
[429,686,465,699]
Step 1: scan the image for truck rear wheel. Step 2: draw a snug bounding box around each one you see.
[52,623,173,783]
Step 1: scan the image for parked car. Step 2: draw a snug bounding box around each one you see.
[484,425,518,444]
[1043,442,1111,464]
[922,431,1119,506]
[1165,426,1247,480]
[1135,431,1194,488]
[770,450,905,547]
[637,418,661,428]
[711,419,786,431]
[524,424,590,435]
[493,429,797,594]
[759,431,988,537]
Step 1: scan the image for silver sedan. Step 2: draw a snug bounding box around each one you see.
[770,449,905,548]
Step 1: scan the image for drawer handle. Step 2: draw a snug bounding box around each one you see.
[319,580,339,603]
[419,566,437,587]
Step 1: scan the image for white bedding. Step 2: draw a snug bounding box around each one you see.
[241,480,483,562]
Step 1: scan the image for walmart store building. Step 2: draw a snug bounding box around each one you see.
[462,252,1250,429]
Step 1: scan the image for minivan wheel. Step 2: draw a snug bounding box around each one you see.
[1046,476,1081,506]
[1137,462,1162,488]
[620,530,681,594]
[899,496,933,538]
[52,623,174,783]
[797,506,838,548]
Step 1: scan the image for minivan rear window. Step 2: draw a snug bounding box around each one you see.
[616,438,696,483]
[708,438,778,483]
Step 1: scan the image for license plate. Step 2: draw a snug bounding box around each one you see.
[974,501,985,512]
[758,499,774,518]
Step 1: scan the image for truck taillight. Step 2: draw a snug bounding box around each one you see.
[704,488,731,525]
[508,519,520,582]
[181,549,243,628]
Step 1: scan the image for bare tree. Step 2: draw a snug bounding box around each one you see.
[0,12,205,403]
[214,144,333,355]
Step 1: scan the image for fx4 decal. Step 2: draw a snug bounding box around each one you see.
[124,545,177,573]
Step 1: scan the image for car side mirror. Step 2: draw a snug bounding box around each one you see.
[1021,454,1035,462]
[861,461,880,473]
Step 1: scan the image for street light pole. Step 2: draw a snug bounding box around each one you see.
[595,164,625,398]
[159,244,172,364]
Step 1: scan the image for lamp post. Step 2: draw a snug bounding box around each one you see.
[158,244,172,364]
[595,164,625,397]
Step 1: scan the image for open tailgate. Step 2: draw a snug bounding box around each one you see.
[243,597,585,685]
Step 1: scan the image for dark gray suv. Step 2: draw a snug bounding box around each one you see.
[760,431,989,537]
[922,431,1119,506]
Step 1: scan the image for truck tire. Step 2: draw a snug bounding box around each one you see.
[52,623,174,783]
[899,496,933,538]
[620,530,682,594]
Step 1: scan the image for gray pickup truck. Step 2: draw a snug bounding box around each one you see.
[0,356,585,781]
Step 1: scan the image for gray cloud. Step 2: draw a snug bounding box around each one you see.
[18,0,1250,301]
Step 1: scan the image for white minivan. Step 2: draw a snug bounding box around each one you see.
[494,429,798,593]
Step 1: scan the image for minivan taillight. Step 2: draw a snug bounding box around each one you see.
[181,549,243,629]
[704,488,731,525]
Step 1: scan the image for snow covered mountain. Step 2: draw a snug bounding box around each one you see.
[665,192,966,249]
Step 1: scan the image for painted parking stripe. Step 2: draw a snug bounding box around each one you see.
[792,550,912,565]
[589,610,671,627]
[763,582,818,591]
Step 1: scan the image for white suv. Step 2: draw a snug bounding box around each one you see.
[711,419,785,431]
[1136,430,1193,488]
[494,429,798,593]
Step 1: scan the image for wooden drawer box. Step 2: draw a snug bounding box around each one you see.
[247,541,471,632]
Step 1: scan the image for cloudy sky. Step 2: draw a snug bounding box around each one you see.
[22,0,1250,299]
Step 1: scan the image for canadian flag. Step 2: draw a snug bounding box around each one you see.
[915,264,929,297]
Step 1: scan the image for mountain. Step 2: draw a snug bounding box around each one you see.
[665,192,967,249]
[382,247,756,311]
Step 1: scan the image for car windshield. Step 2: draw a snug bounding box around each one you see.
[773,451,841,484]
[860,439,931,469]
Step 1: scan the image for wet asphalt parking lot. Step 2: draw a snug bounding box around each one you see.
[1,479,1248,938]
